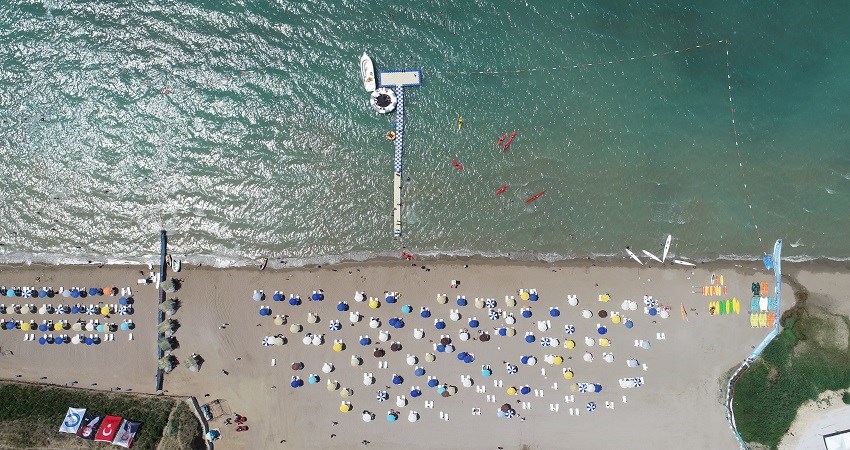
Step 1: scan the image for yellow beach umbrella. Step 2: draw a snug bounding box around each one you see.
[520,292,530,301]
[507,387,517,396]
[340,402,351,412]
[369,299,380,309]
[570,383,579,392]
[100,306,110,316]
[565,339,575,349]
[333,342,344,352]
[53,323,63,331]
[274,316,284,326]
[553,355,564,365]
[21,322,31,331]
[611,314,621,324]
[563,369,574,380]
[437,294,448,305]
[599,338,610,347]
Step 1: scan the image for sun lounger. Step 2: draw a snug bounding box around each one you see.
[768,297,777,311]
[767,312,776,327]
[760,281,769,296]
[128,333,133,341]
[749,313,757,328]
[758,312,768,328]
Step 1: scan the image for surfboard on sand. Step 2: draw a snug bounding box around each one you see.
[662,235,672,262]
[641,250,662,263]
[625,248,643,265]
[259,257,268,271]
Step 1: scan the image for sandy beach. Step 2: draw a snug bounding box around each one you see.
[0,258,807,449]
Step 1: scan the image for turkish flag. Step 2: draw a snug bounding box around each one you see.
[94,415,123,443]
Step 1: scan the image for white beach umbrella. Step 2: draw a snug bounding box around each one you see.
[406,355,418,365]
[621,300,630,311]
[527,356,537,366]
[581,310,592,319]
[379,330,390,342]
[425,353,436,362]
[322,362,334,373]
[505,315,516,325]
[627,358,639,368]
[450,311,461,321]
[274,337,284,346]
[585,337,595,347]
[462,377,473,387]
[71,335,80,344]
[396,396,407,407]
[659,309,670,319]
[413,328,425,339]
[544,354,554,364]
[302,334,313,345]
[583,352,594,362]
[459,330,470,341]
[312,334,324,346]
[355,292,366,302]
[363,373,374,385]
[640,340,651,349]
[567,295,578,306]
[350,311,362,323]
[408,411,419,422]
[370,318,380,329]
[629,301,638,311]
[290,324,302,333]
[351,355,362,366]
[537,321,549,332]
[363,412,373,422]
[603,353,614,363]
[474,298,485,309]
[505,296,516,307]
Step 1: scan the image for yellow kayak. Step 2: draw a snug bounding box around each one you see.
[750,313,758,327]
[758,312,768,327]
[457,115,463,131]
[733,297,740,314]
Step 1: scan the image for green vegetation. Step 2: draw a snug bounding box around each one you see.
[0,383,202,450]
[734,307,850,449]
[842,392,850,405]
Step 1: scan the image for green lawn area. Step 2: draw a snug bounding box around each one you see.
[733,309,850,449]
[0,383,202,450]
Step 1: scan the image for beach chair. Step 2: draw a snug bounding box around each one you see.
[476,385,485,393]
[23,333,29,341]
[128,333,133,341]
[425,401,433,408]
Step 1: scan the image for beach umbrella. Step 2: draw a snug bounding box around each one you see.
[253,291,263,301]
[627,358,639,368]
[520,355,529,365]
[71,305,80,314]
[339,402,352,413]
[525,334,535,343]
[21,322,30,331]
[506,327,516,337]
[360,336,371,346]
[38,336,46,345]
[326,380,338,391]
[414,328,425,339]
[370,318,380,328]
[474,298,484,309]
[290,324,302,333]
[289,297,300,306]
[488,310,500,320]
[479,332,491,342]
[274,337,285,346]
[468,318,479,328]
[648,307,657,316]
[659,309,670,319]
[570,383,579,392]
[450,311,461,321]
[482,367,492,377]
[75,322,85,331]
[435,320,446,330]
[95,324,104,333]
[505,315,516,325]
[38,289,47,298]
[379,330,390,342]
[507,386,517,396]
[629,301,638,311]
[408,411,419,422]
[598,326,608,335]
[501,403,512,413]
[85,337,93,345]
[307,312,318,323]
[401,305,412,314]
[498,327,507,336]
[337,302,348,312]
[38,323,48,332]
[389,318,398,327]
[100,306,110,316]
[586,402,596,412]
[553,356,564,365]
[312,334,324,345]
[88,287,98,296]
[420,308,431,318]
[362,411,373,422]
[462,377,473,387]
[374,348,386,358]
[578,383,589,393]
[506,364,518,374]
[118,297,128,306]
[355,292,366,302]
[437,294,448,305]
[273,292,283,302]
[520,386,531,395]
[385,294,396,304]
[290,378,302,388]
[407,354,418,365]
[599,338,610,347]
[585,337,595,346]
[583,352,593,362]
[612,314,622,324]
[529,292,538,301]
[311,292,323,301]
[563,369,574,380]
[333,341,344,352]
[640,340,651,349]
[309,374,320,384]
[624,319,634,329]
[582,310,592,319]
[410,388,421,397]
[527,356,537,366]
[387,412,397,422]
[505,296,516,307]
[329,321,342,331]
[425,353,436,362]
[5,290,13,298]
[550,307,560,317]
[598,310,608,318]
[369,299,380,309]
[538,322,549,333]
[71,335,80,344]
[485,299,497,308]
[377,390,389,401]
[457,297,467,307]
[394,318,405,329]
[391,342,402,352]
[396,396,407,407]
[444,344,455,353]
[274,316,285,326]
[604,353,614,363]
[621,300,630,310]
[457,351,468,361]
[62,290,71,298]
[520,291,529,301]
[414,367,425,377]
[522,309,532,319]
[428,378,439,388]
[436,344,446,353]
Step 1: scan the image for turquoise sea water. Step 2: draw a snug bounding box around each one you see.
[1,1,849,266]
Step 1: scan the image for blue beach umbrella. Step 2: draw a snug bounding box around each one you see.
[468,319,479,328]
[648,307,657,316]
[464,354,474,363]
[38,290,47,298]
[498,327,507,336]
[437,385,446,394]
[71,306,80,314]
[85,337,93,345]
[311,292,322,301]
[120,322,129,331]
[389,318,398,327]
[360,336,371,346]
[392,375,403,385]
[520,355,529,365]
[414,367,425,376]
[550,308,560,317]
[394,319,404,329]
[38,336,46,345]
[336,302,348,312]
[529,293,538,301]
[597,326,607,335]
[88,288,98,296]
[457,352,468,361]
[289,297,300,306]
[482,367,492,377]
[427,378,439,388]
[410,388,421,397]
[70,290,79,298]
[435,320,446,330]
[38,323,48,332]
[54,339,62,345]
[387,413,397,422]
[522,309,532,318]
[119,297,128,305]
[96,324,105,333]
[308,375,319,384]
[4,322,14,330]
[291,379,301,388]
[594,384,602,393]
[401,305,412,314]
[385,294,396,304]
[520,386,531,395]
[420,308,431,318]
[457,297,467,307]
[436,344,446,353]
[5,290,14,297]
[525,334,535,343]
[273,292,283,302]
[624,319,634,329]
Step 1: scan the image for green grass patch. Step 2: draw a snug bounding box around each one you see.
[0,383,202,450]
[734,311,850,449]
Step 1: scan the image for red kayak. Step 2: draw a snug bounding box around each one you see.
[451,159,464,170]
[496,134,506,147]
[495,185,509,195]
[525,190,545,204]
[502,130,516,152]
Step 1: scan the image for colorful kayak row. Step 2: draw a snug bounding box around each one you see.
[708,298,740,315]
[750,312,776,328]
[750,297,777,312]
[751,281,770,297]
[701,285,729,296]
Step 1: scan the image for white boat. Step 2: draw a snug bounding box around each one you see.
[661,235,672,262]
[672,259,696,267]
[625,248,643,265]
[171,257,181,273]
[641,250,662,263]
[360,52,376,92]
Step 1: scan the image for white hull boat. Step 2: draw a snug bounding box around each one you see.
[662,235,672,262]
[360,52,376,92]
[625,248,643,265]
